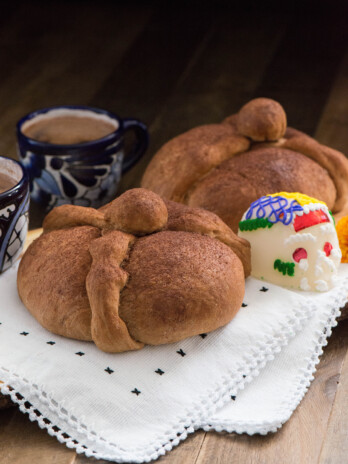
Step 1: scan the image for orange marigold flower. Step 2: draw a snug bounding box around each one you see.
[336,216,348,263]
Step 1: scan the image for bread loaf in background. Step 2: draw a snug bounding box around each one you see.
[141,98,348,232]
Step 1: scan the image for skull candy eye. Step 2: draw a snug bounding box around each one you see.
[293,248,307,262]
[324,242,333,256]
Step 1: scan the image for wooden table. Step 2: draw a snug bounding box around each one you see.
[1,1,348,462]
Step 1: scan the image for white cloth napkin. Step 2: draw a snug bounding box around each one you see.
[1,262,348,463]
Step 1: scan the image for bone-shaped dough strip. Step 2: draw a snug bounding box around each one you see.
[43,205,106,232]
[86,231,144,353]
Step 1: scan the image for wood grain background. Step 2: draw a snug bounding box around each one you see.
[0,0,348,462]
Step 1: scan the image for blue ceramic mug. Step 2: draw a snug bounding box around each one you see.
[16,105,149,210]
[0,156,29,273]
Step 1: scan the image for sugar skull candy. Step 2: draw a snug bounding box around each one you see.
[238,192,342,291]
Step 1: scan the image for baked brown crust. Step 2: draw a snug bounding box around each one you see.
[141,124,250,202]
[120,231,244,345]
[247,127,348,216]
[237,98,287,142]
[102,188,168,235]
[187,147,337,232]
[141,98,348,231]
[165,200,251,276]
[86,231,144,352]
[17,226,100,340]
[279,128,348,214]
[43,205,106,231]
[18,188,248,352]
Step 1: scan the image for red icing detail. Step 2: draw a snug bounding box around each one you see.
[293,248,308,262]
[324,242,333,256]
[293,209,329,232]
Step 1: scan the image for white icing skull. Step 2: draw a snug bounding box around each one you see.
[238,193,342,292]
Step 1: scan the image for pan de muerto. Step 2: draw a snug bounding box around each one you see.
[17,189,250,353]
[141,98,348,232]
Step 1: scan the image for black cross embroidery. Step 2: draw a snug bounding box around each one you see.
[131,388,141,396]
[75,352,85,356]
[231,395,236,401]
[104,367,114,374]
[200,333,207,339]
[242,303,248,307]
[260,286,269,292]
[47,341,55,345]
[176,349,186,357]
[155,369,165,375]
[20,331,29,336]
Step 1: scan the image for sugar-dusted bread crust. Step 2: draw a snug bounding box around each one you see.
[237,98,287,141]
[18,226,100,340]
[164,199,251,276]
[86,230,144,352]
[278,128,348,214]
[141,98,348,231]
[17,189,249,352]
[187,147,336,232]
[120,231,244,345]
[141,124,250,202]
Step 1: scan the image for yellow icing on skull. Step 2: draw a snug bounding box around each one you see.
[268,192,326,207]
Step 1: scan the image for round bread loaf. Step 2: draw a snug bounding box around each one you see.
[17,189,250,353]
[141,98,348,232]
[187,147,336,232]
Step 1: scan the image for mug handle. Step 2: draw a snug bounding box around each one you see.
[121,118,149,174]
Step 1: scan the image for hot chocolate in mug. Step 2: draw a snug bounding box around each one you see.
[16,105,149,210]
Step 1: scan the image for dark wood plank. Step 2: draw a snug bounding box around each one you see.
[253,1,348,136]
[315,46,348,155]
[319,345,348,463]
[0,407,17,430]
[0,408,75,464]
[0,1,152,156]
[89,3,215,123]
[118,4,288,194]
[0,383,13,410]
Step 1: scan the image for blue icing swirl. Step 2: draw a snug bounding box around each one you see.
[245,195,303,226]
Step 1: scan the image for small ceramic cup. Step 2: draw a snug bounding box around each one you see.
[0,156,29,273]
[16,105,149,210]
